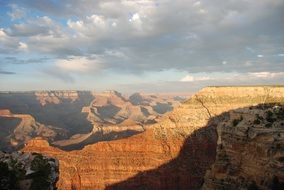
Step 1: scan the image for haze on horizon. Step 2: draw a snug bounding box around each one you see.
[0,0,283,93]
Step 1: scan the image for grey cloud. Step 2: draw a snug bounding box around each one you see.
[118,74,284,93]
[0,69,16,75]
[3,0,284,75]
[6,16,63,37]
[7,4,26,20]
[4,57,50,64]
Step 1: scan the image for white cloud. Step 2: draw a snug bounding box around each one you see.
[128,13,143,31]
[105,50,128,59]
[67,20,84,30]
[1,0,284,83]
[87,14,106,27]
[0,28,7,38]
[180,74,211,82]
[193,1,201,7]
[257,54,263,58]
[18,42,28,50]
[8,4,26,21]
[0,28,21,51]
[248,72,284,79]
[199,9,207,14]
[129,13,140,22]
[180,72,284,83]
[7,16,62,37]
[56,56,102,72]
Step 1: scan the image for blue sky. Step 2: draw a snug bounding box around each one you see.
[0,0,284,93]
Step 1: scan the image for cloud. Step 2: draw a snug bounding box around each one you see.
[6,16,62,37]
[0,28,23,54]
[180,74,211,82]
[0,0,284,90]
[0,70,16,75]
[3,0,284,73]
[56,56,102,72]
[4,57,50,64]
[7,4,26,20]
[18,42,28,51]
[249,72,284,79]
[179,71,284,84]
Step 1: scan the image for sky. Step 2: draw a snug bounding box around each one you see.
[0,0,283,93]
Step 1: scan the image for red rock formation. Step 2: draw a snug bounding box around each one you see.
[202,104,284,190]
[22,86,284,190]
[35,91,81,106]
[86,90,181,125]
[0,110,66,150]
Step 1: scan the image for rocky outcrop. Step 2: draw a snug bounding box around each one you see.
[22,86,284,190]
[35,91,82,106]
[52,124,145,150]
[0,149,59,190]
[202,104,284,190]
[0,91,94,137]
[0,110,67,151]
[0,91,183,151]
[85,91,182,125]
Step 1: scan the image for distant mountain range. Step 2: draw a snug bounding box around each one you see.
[0,90,186,151]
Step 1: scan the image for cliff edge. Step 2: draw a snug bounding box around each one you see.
[23,86,284,190]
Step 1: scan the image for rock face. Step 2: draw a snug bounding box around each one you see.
[0,90,183,150]
[0,91,94,137]
[0,110,67,151]
[22,86,284,190]
[35,91,81,106]
[0,149,59,190]
[85,90,182,125]
[202,104,284,190]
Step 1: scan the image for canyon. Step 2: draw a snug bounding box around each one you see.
[0,90,183,151]
[19,86,284,190]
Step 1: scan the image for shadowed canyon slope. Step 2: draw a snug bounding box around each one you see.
[0,90,183,150]
[22,86,284,190]
[202,104,284,190]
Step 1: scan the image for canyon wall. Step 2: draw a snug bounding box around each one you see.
[0,91,182,150]
[22,86,284,190]
[202,104,284,190]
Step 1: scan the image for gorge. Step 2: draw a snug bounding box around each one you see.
[0,90,183,151]
[15,86,284,190]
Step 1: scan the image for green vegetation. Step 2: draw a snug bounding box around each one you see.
[0,162,19,190]
[275,107,284,120]
[0,153,54,190]
[0,158,27,190]
[265,123,273,128]
[253,114,263,125]
[266,110,276,123]
[30,154,52,190]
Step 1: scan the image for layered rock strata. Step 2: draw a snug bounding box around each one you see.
[202,104,284,190]
[22,86,284,190]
